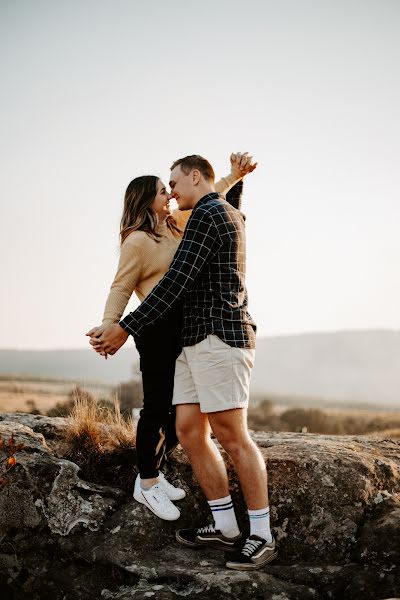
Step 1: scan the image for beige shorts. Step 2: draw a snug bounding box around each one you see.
[172,334,255,413]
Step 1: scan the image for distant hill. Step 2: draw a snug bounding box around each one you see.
[0,346,138,384]
[251,330,400,408]
[1,330,399,408]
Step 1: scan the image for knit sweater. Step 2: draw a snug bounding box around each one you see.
[102,172,241,325]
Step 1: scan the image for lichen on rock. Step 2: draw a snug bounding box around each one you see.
[0,413,399,599]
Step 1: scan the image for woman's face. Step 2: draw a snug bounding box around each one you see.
[151,180,172,221]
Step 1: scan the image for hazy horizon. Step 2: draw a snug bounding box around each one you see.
[1,0,399,349]
[2,330,400,409]
[0,327,399,352]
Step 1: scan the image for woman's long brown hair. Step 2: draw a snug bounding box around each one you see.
[120,175,181,244]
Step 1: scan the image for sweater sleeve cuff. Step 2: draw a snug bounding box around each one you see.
[215,171,242,195]
[102,318,119,326]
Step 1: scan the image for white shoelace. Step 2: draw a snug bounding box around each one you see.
[241,538,262,556]
[158,474,176,492]
[197,524,216,534]
[149,484,174,509]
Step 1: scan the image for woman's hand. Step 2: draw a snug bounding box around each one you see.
[230,152,258,179]
[89,323,129,356]
[86,324,107,338]
[86,325,109,358]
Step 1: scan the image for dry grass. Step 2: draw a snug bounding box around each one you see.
[248,399,400,435]
[0,377,114,414]
[66,389,136,453]
[364,428,400,439]
[62,389,137,491]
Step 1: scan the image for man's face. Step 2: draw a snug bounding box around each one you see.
[169,165,195,210]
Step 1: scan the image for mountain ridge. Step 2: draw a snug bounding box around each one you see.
[1,329,399,407]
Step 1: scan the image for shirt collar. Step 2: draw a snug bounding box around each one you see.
[194,192,220,208]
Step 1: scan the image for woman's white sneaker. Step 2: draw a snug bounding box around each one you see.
[133,475,180,521]
[158,472,186,501]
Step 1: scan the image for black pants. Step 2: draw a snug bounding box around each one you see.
[134,303,183,479]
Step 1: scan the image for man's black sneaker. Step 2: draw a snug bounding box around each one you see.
[226,535,278,570]
[176,524,242,552]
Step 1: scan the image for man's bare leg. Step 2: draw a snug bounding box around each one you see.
[208,408,268,510]
[176,403,241,542]
[176,404,229,500]
[207,407,276,569]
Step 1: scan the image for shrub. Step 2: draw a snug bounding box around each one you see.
[248,400,400,436]
[279,408,339,434]
[26,399,42,415]
[65,389,136,452]
[114,378,143,416]
[0,432,25,488]
[63,389,137,491]
[47,387,113,418]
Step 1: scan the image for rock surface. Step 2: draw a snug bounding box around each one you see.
[0,413,399,599]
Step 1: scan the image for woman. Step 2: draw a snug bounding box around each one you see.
[87,153,256,521]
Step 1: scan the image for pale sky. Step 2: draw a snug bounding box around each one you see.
[1,0,399,349]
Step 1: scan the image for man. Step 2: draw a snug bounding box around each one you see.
[91,155,277,570]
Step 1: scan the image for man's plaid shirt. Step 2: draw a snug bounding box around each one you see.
[120,191,256,348]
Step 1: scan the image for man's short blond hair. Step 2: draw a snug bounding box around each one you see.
[170,155,215,182]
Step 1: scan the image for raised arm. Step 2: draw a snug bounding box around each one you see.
[225,180,244,210]
[215,152,257,195]
[172,152,256,229]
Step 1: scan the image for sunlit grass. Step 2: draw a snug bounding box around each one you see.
[66,388,136,454]
[366,428,400,439]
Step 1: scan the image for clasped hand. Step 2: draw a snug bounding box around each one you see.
[230,152,257,178]
[86,323,129,358]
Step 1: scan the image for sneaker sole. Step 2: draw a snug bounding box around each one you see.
[175,530,201,549]
[226,550,278,571]
[133,490,180,521]
[175,531,241,553]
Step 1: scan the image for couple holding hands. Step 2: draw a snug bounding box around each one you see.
[87,152,277,571]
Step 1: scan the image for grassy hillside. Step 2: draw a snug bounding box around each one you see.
[1,330,399,408]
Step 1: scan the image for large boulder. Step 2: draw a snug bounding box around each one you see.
[0,413,399,600]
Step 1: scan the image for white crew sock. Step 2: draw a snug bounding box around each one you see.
[248,507,273,543]
[140,476,159,491]
[207,495,240,538]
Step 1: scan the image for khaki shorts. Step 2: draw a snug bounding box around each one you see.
[172,334,255,413]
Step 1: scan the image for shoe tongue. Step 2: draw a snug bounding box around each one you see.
[248,534,264,542]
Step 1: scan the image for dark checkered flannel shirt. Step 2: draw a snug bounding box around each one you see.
[119,190,256,348]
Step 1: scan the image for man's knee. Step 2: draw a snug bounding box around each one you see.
[218,435,241,457]
[176,420,199,449]
[176,405,207,450]
[209,408,250,455]
[214,426,253,458]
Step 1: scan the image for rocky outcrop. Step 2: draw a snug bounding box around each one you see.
[0,413,399,600]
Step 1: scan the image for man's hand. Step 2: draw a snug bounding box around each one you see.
[87,323,129,356]
[230,152,258,179]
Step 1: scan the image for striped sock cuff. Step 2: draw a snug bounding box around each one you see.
[208,496,234,513]
[210,501,234,513]
[248,506,270,519]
